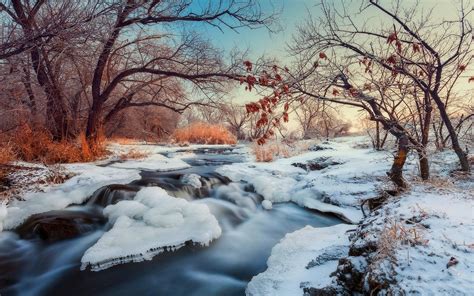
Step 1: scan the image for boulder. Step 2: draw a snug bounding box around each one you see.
[17,209,106,242]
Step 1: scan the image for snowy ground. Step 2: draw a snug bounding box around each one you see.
[368,182,473,295]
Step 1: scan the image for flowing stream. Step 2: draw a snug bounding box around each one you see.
[0,147,343,296]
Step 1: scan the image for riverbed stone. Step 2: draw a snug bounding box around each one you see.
[16,209,106,242]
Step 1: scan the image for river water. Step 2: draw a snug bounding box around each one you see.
[0,147,342,296]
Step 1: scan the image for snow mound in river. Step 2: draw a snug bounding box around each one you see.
[180,173,202,188]
[81,187,221,271]
[246,224,354,296]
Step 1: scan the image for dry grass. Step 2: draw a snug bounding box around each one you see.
[252,142,290,162]
[376,220,429,262]
[119,149,149,160]
[252,140,311,162]
[0,125,106,164]
[172,122,237,145]
[0,145,15,165]
[44,165,73,184]
[108,137,141,145]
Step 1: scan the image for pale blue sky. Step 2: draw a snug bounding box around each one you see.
[180,0,472,128]
[190,0,463,60]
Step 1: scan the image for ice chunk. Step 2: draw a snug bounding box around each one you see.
[81,187,221,271]
[180,174,202,188]
[103,200,148,223]
[262,200,273,210]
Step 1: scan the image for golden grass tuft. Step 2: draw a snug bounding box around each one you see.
[0,125,106,164]
[172,122,237,145]
[252,142,290,162]
[375,220,429,262]
[251,140,311,162]
[0,145,16,165]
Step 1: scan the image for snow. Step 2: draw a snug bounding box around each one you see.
[246,224,354,296]
[110,153,190,171]
[181,173,202,188]
[217,136,390,223]
[261,200,273,210]
[379,184,474,295]
[236,136,473,295]
[81,187,221,271]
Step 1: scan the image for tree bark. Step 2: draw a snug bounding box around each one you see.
[418,149,430,180]
[431,93,470,172]
[418,93,432,180]
[11,0,69,140]
[388,135,409,188]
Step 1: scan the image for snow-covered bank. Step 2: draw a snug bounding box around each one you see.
[240,137,473,295]
[81,187,221,271]
[336,180,474,295]
[217,137,391,223]
[246,224,355,296]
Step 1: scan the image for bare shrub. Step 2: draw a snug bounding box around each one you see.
[172,123,237,145]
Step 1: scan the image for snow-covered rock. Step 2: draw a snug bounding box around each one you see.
[180,174,202,188]
[246,224,354,295]
[261,200,272,210]
[81,187,221,271]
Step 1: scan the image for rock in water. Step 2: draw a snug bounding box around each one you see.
[16,209,106,242]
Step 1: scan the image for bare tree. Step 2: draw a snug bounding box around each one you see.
[291,0,472,171]
[84,0,276,144]
[0,0,103,139]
